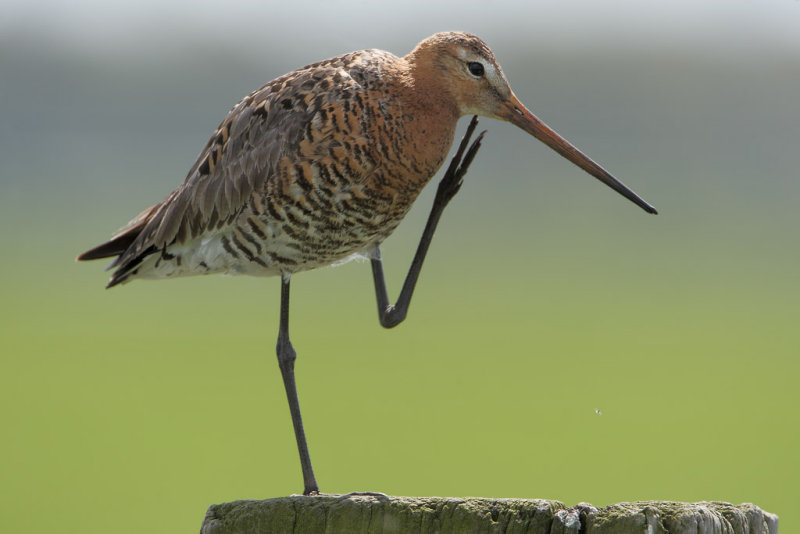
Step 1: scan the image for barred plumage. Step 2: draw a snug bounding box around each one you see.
[80,47,461,286]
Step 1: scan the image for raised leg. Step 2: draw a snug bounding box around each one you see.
[371,116,486,328]
[276,272,319,495]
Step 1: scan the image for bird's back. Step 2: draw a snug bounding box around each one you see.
[80,48,459,287]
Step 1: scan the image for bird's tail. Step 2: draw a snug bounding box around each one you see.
[77,203,160,287]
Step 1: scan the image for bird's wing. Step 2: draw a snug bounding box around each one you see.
[99,63,366,281]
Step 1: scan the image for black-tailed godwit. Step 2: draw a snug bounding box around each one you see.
[79,32,656,495]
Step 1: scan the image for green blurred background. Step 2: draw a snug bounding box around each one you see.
[1,1,797,532]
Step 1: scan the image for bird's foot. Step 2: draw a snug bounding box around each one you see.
[434,115,487,209]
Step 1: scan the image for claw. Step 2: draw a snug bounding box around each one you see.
[435,117,486,208]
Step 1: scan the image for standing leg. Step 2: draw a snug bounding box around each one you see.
[372,116,486,328]
[276,272,319,495]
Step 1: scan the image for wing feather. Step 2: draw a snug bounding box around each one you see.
[104,65,360,282]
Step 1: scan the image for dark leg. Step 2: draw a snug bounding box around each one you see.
[371,116,486,328]
[276,272,319,495]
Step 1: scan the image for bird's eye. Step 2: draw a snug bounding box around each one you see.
[467,61,484,77]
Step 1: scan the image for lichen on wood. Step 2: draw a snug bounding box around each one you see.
[200,495,778,534]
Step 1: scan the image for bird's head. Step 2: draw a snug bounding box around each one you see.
[408,32,657,214]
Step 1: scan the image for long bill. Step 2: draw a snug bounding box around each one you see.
[502,94,658,214]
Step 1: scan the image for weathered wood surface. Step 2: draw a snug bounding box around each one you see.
[200,495,778,533]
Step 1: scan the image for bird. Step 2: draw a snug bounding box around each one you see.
[77,31,657,496]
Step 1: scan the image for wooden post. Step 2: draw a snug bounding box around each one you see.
[200,495,778,533]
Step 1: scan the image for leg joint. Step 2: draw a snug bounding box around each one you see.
[379,305,406,329]
[276,335,297,367]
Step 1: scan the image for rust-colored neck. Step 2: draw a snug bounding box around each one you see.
[388,51,461,188]
[403,47,460,121]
